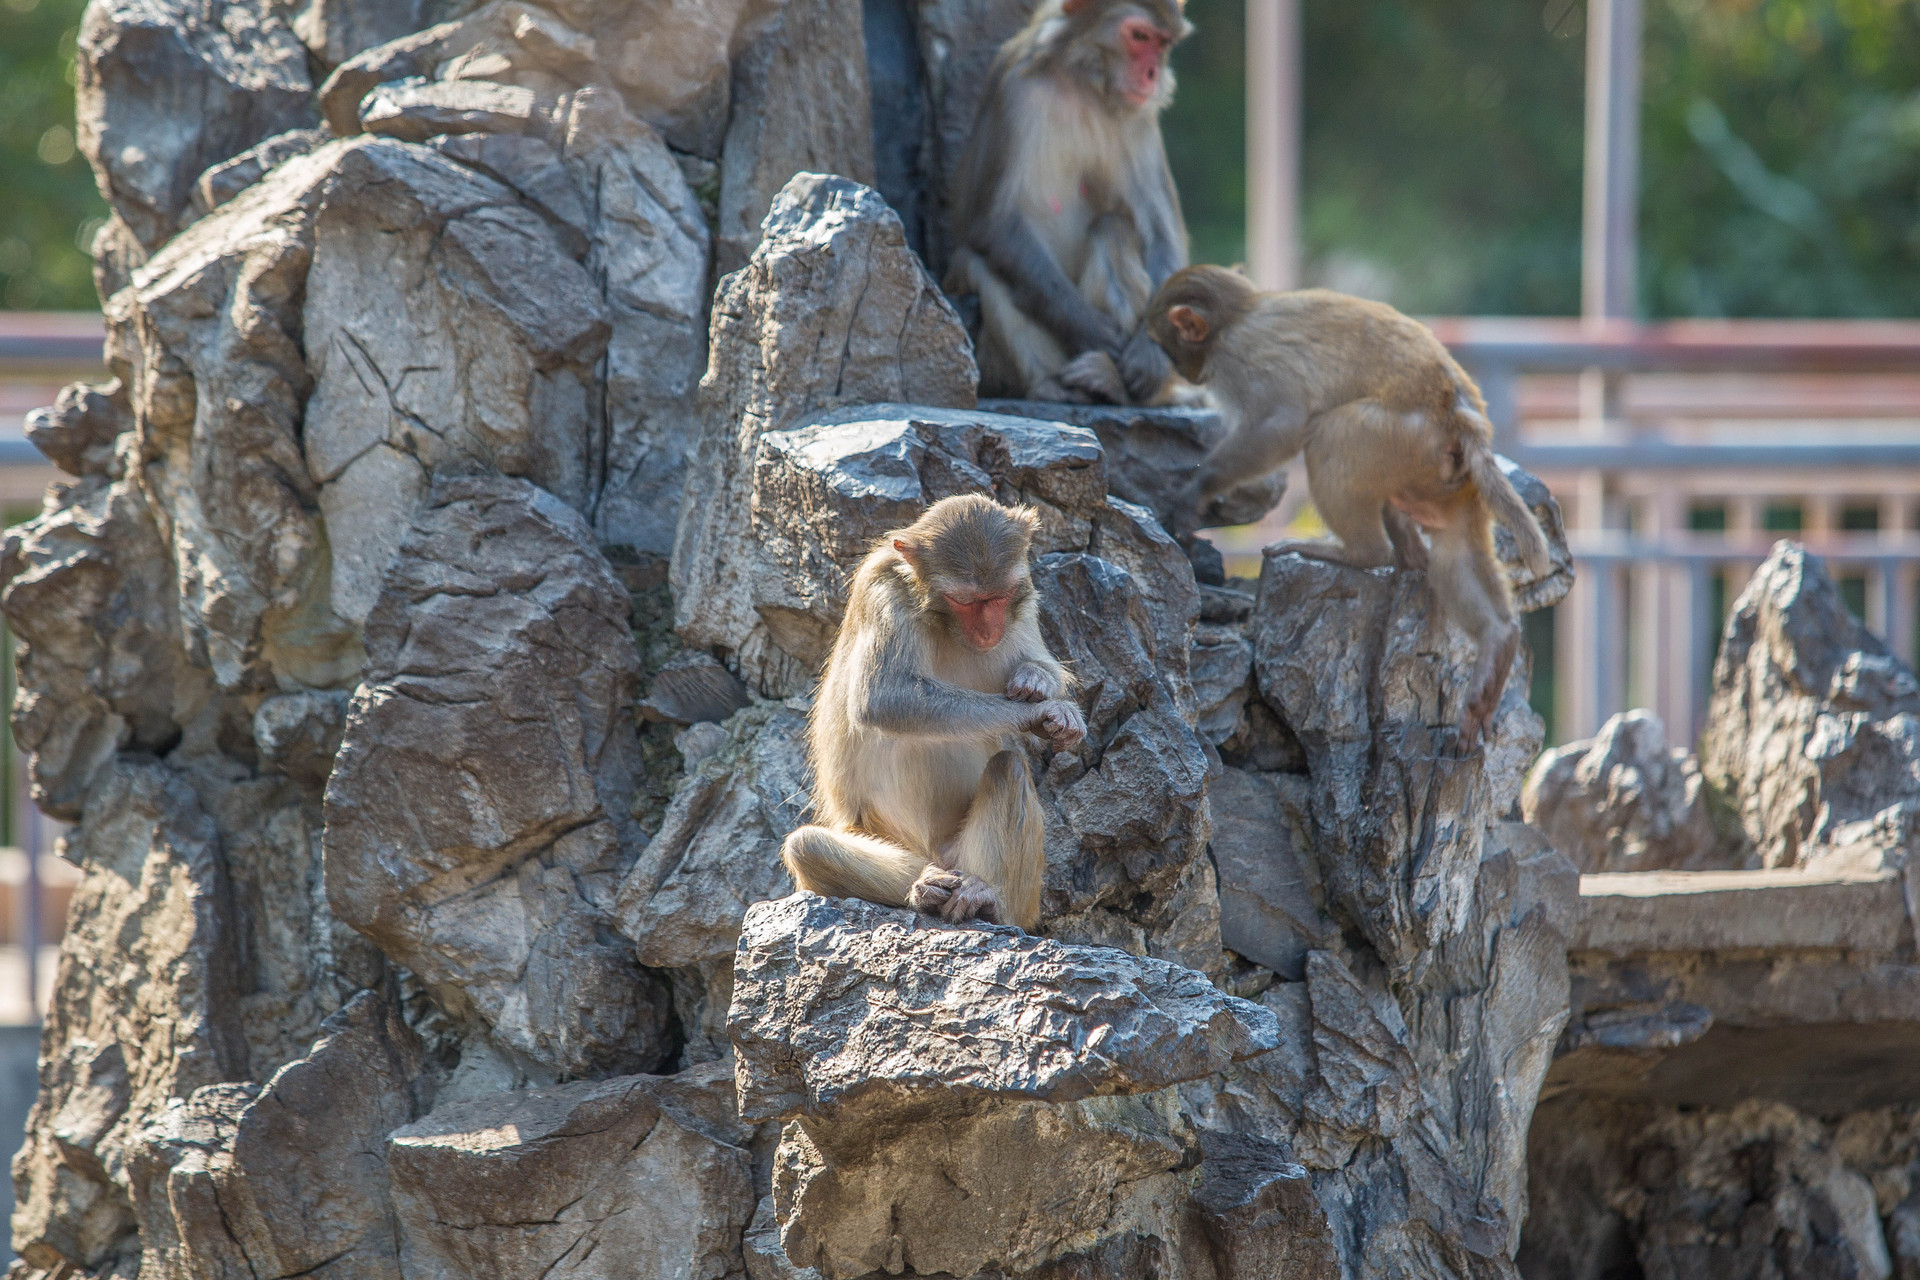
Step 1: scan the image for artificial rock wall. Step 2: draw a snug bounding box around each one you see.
[6,2,1578,1277]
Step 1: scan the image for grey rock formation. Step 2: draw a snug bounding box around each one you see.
[358,76,543,141]
[1702,541,1920,869]
[387,1063,754,1280]
[186,126,328,220]
[76,0,318,248]
[323,476,671,1079]
[22,379,130,478]
[1524,709,1746,873]
[673,173,977,696]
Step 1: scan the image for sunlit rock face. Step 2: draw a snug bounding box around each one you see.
[11,3,1586,1276]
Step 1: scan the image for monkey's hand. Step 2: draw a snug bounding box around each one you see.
[1057,350,1127,404]
[1006,663,1060,703]
[1027,699,1087,749]
[908,865,963,916]
[1117,326,1174,404]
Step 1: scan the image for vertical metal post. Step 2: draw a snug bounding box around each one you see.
[22,794,38,1024]
[1246,0,1301,291]
[1583,0,1641,323]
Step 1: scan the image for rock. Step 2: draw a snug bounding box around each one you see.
[594,0,786,149]
[1701,542,1920,869]
[430,132,592,258]
[729,894,1278,1126]
[125,141,364,693]
[186,126,328,221]
[76,0,318,248]
[127,988,429,1280]
[1249,548,1545,974]
[639,651,753,726]
[1499,456,1574,611]
[322,475,671,1079]
[716,0,877,275]
[1190,620,1253,745]
[386,1064,754,1280]
[1209,768,1333,981]
[2,474,186,821]
[302,137,608,628]
[24,381,129,478]
[13,762,244,1274]
[293,0,437,71]
[1524,709,1746,873]
[672,173,976,694]
[358,76,542,142]
[553,88,712,562]
[252,689,349,788]
[1190,1130,1341,1280]
[1573,864,1909,956]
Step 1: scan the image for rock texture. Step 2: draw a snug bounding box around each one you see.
[12,3,1599,1279]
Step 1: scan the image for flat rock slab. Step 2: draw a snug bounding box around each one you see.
[1573,867,1912,955]
[729,894,1279,1125]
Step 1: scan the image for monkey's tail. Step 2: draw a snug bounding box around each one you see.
[1464,439,1552,577]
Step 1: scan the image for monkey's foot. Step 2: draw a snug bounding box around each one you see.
[937,873,1004,926]
[908,866,963,915]
[1056,351,1127,404]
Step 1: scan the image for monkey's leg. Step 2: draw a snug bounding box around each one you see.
[946,750,1045,931]
[961,253,1069,398]
[1427,513,1520,743]
[781,825,929,908]
[1382,502,1430,572]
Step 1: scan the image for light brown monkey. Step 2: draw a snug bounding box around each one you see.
[781,495,1087,930]
[1145,265,1553,741]
[944,0,1191,405]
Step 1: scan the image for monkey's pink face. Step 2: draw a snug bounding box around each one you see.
[1117,15,1173,106]
[944,590,1015,651]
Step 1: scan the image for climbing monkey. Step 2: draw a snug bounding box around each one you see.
[781,496,1086,930]
[1145,265,1553,741]
[945,0,1192,404]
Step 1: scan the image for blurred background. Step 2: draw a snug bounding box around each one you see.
[0,0,1917,1185]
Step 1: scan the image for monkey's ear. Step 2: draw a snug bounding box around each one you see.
[892,537,920,568]
[1062,0,1092,14]
[1168,304,1209,343]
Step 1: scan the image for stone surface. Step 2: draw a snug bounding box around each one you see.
[1524,709,1746,873]
[322,476,670,1079]
[358,76,542,142]
[23,380,129,478]
[638,650,753,726]
[1702,541,1920,869]
[716,0,877,275]
[672,173,977,695]
[730,894,1278,1126]
[186,126,328,221]
[1209,768,1334,981]
[386,1062,754,1280]
[76,0,318,248]
[1573,866,1910,956]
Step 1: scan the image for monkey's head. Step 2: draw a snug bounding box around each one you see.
[1044,0,1190,112]
[1146,264,1257,383]
[890,495,1041,652]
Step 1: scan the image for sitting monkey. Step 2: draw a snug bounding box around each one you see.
[1145,264,1553,740]
[781,496,1086,930]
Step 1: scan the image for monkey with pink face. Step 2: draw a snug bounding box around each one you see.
[782,497,1085,930]
[946,0,1193,405]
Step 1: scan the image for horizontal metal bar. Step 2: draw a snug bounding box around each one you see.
[1569,543,1920,566]
[0,337,104,366]
[1513,442,1920,470]
[0,441,51,467]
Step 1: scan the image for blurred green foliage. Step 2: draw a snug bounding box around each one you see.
[0,0,104,311]
[1169,0,1920,318]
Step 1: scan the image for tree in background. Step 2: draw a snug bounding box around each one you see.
[0,0,103,311]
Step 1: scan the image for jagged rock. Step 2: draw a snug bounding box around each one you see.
[13,762,244,1274]
[1702,542,1920,869]
[322,476,671,1079]
[127,989,428,1280]
[75,0,318,248]
[24,381,129,478]
[125,140,364,693]
[1209,768,1334,981]
[614,702,811,1063]
[1499,458,1574,612]
[386,1063,754,1280]
[716,0,877,275]
[251,689,349,788]
[673,173,977,695]
[638,651,752,726]
[1524,709,1744,873]
[302,137,608,628]
[294,0,437,72]
[553,88,712,562]
[357,76,542,142]
[730,894,1278,1125]
[592,0,786,151]
[429,132,592,258]
[186,126,328,220]
[734,896,1277,1280]
[1190,1130,1341,1280]
[1250,548,1545,975]
[1191,620,1254,745]
[2,473,186,821]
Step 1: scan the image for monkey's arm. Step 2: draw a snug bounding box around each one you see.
[972,217,1127,358]
[857,627,1050,741]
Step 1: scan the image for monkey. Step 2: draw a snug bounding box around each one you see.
[1145,265,1554,742]
[780,495,1087,930]
[944,0,1192,406]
